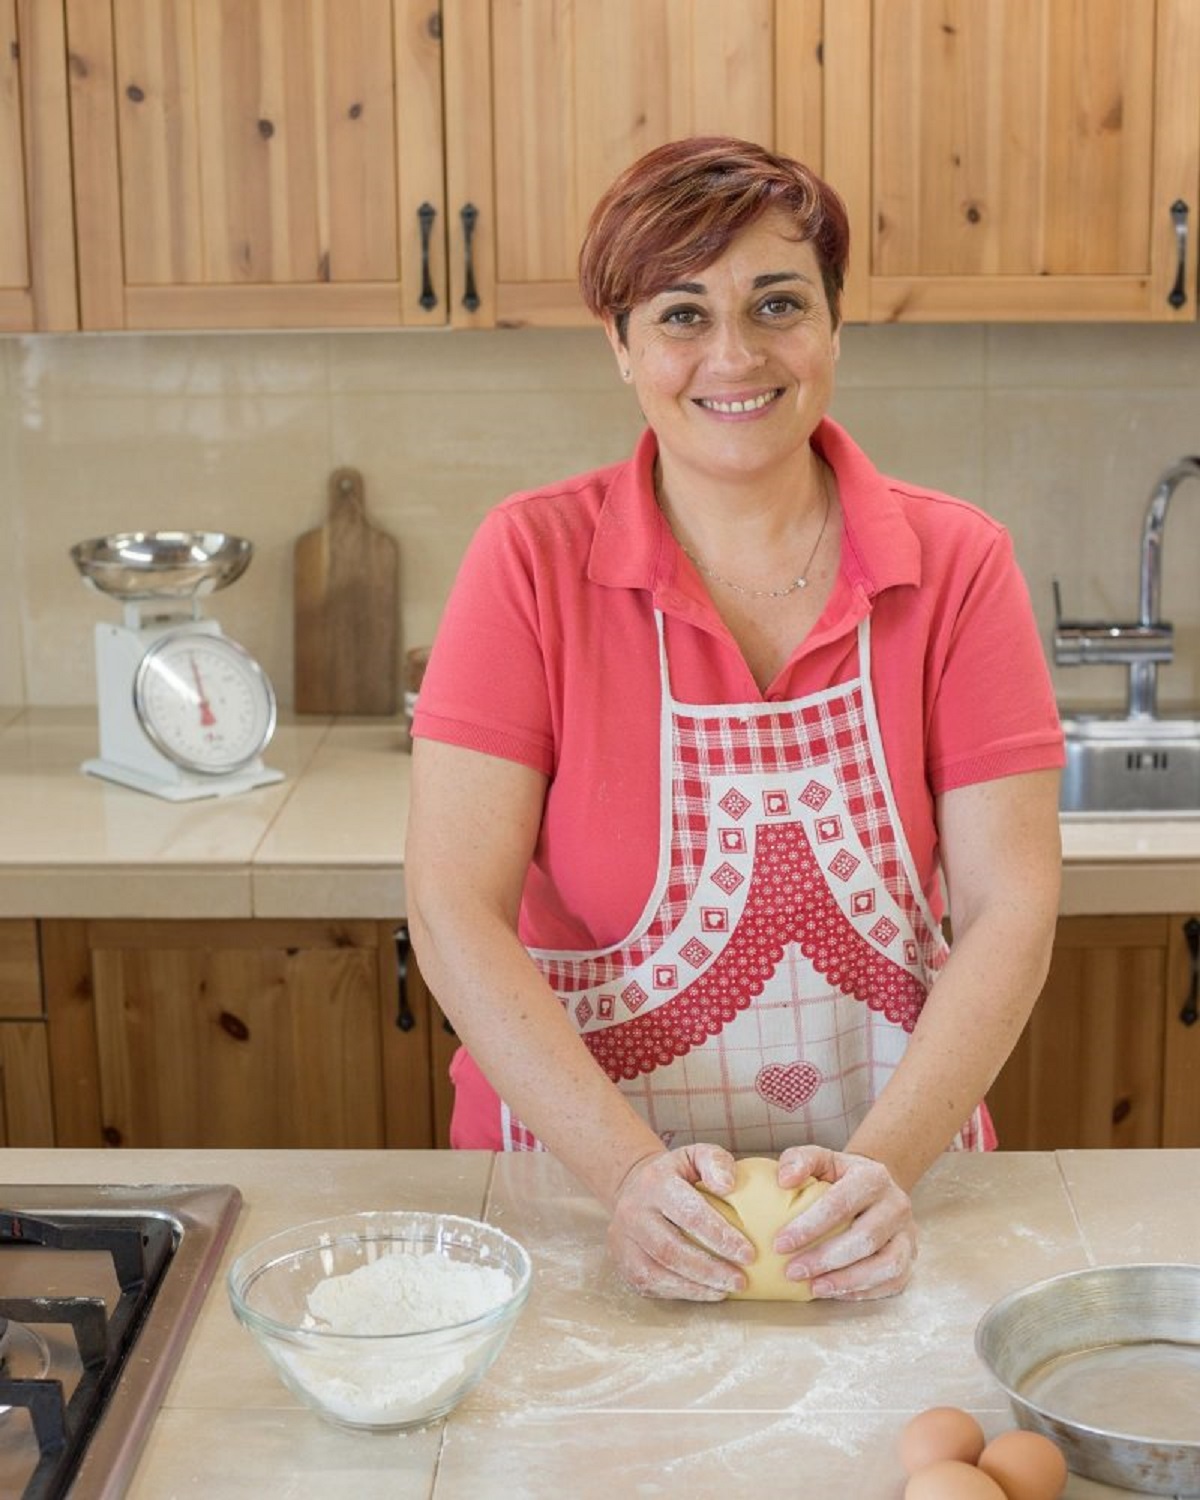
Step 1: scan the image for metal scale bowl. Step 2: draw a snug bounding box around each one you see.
[71,531,284,801]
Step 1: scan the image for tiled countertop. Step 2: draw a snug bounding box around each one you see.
[2,1147,1195,1498]
[0,708,1195,920]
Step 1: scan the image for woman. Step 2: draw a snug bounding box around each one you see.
[407,138,1063,1303]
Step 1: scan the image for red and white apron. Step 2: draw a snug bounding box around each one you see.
[501,614,992,1155]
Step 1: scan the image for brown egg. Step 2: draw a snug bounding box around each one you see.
[898,1406,988,1474]
[978,1429,1068,1500]
[905,1460,1008,1500]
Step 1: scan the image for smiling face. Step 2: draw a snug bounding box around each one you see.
[605,208,840,500]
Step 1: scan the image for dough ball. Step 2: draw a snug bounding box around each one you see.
[697,1156,833,1301]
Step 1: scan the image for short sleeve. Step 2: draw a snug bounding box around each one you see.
[411,508,556,776]
[925,527,1064,794]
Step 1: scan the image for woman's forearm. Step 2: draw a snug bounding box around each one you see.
[846,897,1056,1190]
[410,899,665,1206]
[847,776,1062,1189]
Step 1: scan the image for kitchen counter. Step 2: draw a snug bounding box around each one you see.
[0,708,1195,920]
[3,1147,1196,1498]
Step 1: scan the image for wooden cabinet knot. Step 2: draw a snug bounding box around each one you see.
[426,11,441,41]
[126,83,145,103]
[257,118,275,140]
[102,1125,123,1147]
[1112,1097,1133,1125]
[219,1011,250,1042]
[964,203,982,225]
[348,102,363,120]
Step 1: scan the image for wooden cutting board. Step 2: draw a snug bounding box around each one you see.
[293,467,399,715]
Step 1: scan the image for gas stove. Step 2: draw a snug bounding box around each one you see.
[0,1184,241,1499]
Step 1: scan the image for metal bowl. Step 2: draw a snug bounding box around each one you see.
[70,531,254,601]
[976,1264,1200,1495]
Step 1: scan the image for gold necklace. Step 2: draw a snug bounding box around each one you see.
[681,480,832,600]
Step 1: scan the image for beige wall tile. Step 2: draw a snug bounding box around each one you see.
[987,320,1200,389]
[0,361,23,703]
[13,331,329,397]
[329,327,615,392]
[837,321,987,388]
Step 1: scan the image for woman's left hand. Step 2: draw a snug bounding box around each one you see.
[772,1145,917,1300]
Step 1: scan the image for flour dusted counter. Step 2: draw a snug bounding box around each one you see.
[0,709,1197,1154]
[2,1147,1195,1498]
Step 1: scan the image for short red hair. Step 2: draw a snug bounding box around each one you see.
[578,137,850,336]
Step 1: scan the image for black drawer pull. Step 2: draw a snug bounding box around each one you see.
[1180,916,1200,1026]
[394,928,415,1032]
[1168,200,1189,310]
[460,203,480,312]
[417,202,437,310]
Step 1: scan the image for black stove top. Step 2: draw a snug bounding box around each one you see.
[0,1186,241,1500]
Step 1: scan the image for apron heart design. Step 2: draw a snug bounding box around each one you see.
[755,1062,823,1113]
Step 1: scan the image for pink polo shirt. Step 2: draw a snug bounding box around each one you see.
[414,418,1063,955]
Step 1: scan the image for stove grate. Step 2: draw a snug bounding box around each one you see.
[0,1212,177,1500]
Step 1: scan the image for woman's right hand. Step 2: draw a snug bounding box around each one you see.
[606,1144,755,1300]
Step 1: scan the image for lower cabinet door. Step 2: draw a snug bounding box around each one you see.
[987,915,1170,1151]
[42,919,435,1149]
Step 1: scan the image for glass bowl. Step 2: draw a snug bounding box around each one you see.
[227,1210,532,1431]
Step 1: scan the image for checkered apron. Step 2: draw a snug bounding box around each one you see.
[500,614,991,1155]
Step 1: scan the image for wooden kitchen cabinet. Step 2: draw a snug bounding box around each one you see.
[0,920,55,1145]
[987,913,1200,1151]
[63,0,446,329]
[16,2,1200,333]
[440,0,824,327]
[40,918,438,1149]
[825,0,1200,322]
[0,0,77,330]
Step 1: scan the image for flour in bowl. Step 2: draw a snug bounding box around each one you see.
[306,1251,513,1333]
[272,1251,518,1429]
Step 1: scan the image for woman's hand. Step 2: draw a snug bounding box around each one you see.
[607,1144,756,1301]
[773,1146,917,1300]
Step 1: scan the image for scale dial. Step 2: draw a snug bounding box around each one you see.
[134,630,276,775]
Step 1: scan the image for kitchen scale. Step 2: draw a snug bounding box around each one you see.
[70,530,285,800]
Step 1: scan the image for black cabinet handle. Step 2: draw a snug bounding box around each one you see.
[417,202,437,310]
[460,203,480,312]
[1168,200,1189,309]
[1180,917,1200,1026]
[394,928,415,1032]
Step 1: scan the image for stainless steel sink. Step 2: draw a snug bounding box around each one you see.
[1060,716,1200,816]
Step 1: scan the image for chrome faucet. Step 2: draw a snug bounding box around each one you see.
[1053,455,1200,720]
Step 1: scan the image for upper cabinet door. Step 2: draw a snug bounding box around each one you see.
[825,0,1200,322]
[441,0,824,328]
[65,0,446,330]
[0,1,77,331]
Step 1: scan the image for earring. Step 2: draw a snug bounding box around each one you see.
[621,366,632,382]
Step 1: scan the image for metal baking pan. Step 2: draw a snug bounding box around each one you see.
[975,1263,1200,1495]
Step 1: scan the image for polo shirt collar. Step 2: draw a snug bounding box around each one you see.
[587,419,923,608]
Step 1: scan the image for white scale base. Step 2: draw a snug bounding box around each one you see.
[84,614,284,802]
[82,756,284,802]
